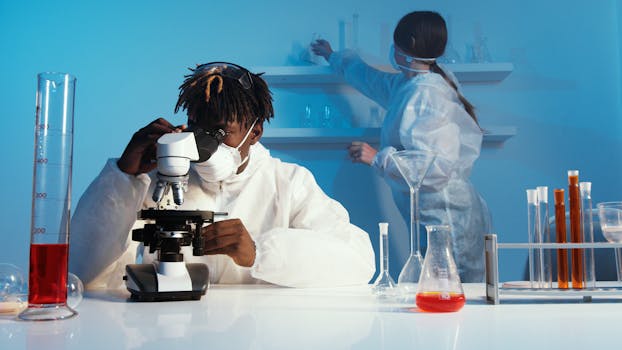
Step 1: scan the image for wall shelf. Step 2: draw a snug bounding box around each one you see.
[253,63,514,86]
[261,126,516,148]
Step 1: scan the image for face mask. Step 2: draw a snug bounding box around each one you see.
[193,119,257,183]
[389,44,435,74]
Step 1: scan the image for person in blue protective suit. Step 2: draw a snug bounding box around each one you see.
[312,11,491,282]
[69,62,375,289]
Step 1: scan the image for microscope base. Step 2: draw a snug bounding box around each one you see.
[124,263,209,302]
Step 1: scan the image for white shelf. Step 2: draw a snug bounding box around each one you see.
[253,63,514,86]
[261,126,515,147]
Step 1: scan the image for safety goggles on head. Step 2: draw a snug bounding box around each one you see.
[194,61,254,89]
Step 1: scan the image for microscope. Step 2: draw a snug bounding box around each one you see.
[124,128,226,302]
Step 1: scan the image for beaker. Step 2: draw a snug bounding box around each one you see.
[416,225,465,312]
[19,72,77,321]
[390,150,436,292]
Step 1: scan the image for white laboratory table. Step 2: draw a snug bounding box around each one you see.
[1,283,621,350]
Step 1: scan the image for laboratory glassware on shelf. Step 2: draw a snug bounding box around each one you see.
[597,201,622,281]
[416,225,465,312]
[372,223,397,296]
[19,72,78,321]
[390,150,436,292]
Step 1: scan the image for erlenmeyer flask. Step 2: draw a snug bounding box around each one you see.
[416,225,465,312]
[390,150,436,292]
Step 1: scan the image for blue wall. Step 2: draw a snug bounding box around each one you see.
[2,0,622,282]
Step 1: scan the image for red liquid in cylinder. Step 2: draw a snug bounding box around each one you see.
[28,243,69,305]
[416,292,465,312]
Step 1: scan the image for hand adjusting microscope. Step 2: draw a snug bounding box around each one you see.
[124,128,226,301]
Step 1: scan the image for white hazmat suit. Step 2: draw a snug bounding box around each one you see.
[329,50,491,282]
[69,142,376,289]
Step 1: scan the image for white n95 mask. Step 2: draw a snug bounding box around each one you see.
[193,119,257,183]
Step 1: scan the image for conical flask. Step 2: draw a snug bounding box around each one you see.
[389,150,436,291]
[416,225,465,312]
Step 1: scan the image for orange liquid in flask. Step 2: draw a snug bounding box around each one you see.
[416,292,465,312]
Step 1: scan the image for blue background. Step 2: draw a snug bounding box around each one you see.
[2,0,622,283]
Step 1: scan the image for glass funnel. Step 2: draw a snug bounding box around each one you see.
[390,150,436,292]
[597,202,622,281]
[416,225,465,312]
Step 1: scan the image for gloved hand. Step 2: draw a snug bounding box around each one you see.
[117,118,184,175]
[348,141,377,165]
[310,39,334,61]
[202,219,256,267]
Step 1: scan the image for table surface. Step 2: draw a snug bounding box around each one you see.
[2,283,621,350]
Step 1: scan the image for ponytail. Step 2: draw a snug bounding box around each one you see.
[430,62,479,126]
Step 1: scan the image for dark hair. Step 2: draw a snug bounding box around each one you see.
[174,62,274,130]
[394,11,478,125]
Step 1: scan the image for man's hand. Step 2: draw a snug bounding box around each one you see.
[117,118,183,175]
[202,219,256,267]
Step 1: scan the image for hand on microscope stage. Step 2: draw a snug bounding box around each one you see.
[117,118,185,175]
[202,219,256,267]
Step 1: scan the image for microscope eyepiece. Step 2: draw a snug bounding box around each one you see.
[194,128,226,162]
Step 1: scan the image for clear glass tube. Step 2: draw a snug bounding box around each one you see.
[526,189,540,288]
[580,182,596,288]
[19,73,78,321]
[537,186,551,288]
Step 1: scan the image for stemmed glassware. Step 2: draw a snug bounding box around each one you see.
[597,202,622,282]
[390,150,436,293]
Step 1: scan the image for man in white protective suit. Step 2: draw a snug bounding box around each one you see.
[69,61,376,289]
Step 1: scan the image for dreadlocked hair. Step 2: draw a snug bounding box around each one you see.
[174,65,274,130]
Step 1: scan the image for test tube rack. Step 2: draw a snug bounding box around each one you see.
[485,234,622,304]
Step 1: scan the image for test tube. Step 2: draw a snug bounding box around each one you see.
[580,182,596,289]
[554,189,569,289]
[526,189,540,288]
[568,170,584,289]
[537,186,552,288]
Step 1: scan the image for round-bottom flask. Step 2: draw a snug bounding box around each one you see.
[416,225,465,312]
